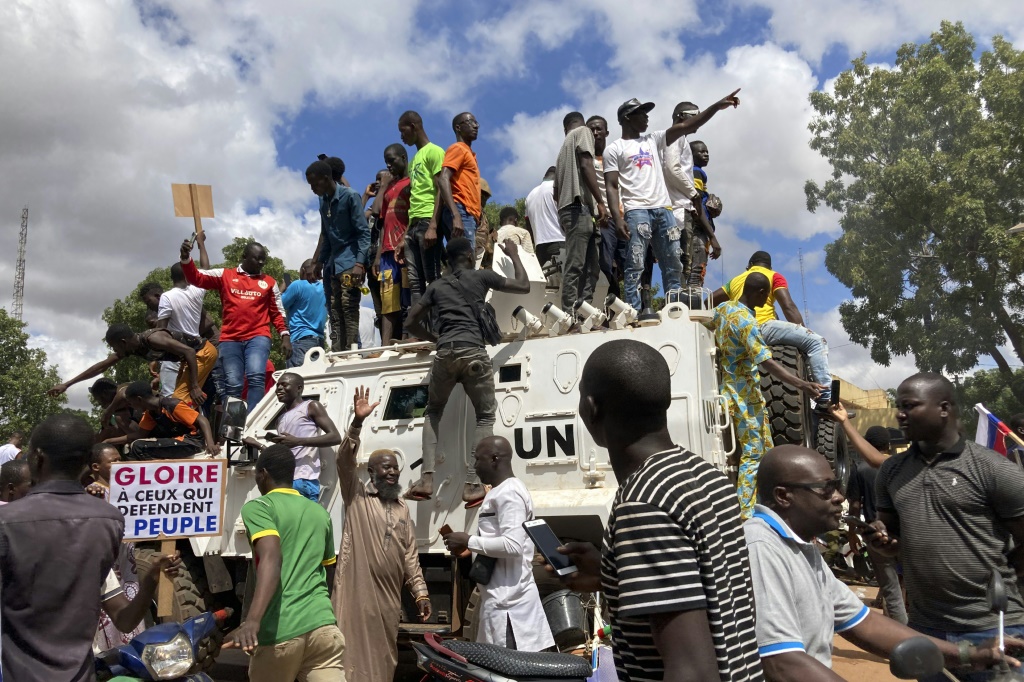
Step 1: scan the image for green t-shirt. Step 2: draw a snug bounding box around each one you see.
[408,142,445,220]
[241,488,337,645]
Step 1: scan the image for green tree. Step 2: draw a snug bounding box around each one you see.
[0,309,68,438]
[955,368,1024,434]
[807,22,1024,401]
[101,237,298,383]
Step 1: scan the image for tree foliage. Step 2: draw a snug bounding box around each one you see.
[956,368,1024,434]
[807,22,1024,400]
[0,309,69,438]
[101,237,297,384]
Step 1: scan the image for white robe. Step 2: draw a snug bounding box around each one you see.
[468,478,555,651]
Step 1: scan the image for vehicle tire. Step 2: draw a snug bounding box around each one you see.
[815,415,851,489]
[134,546,223,672]
[759,345,811,447]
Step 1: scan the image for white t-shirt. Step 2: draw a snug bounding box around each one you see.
[157,285,206,337]
[0,444,19,465]
[495,225,535,254]
[604,131,672,212]
[662,134,697,211]
[359,306,380,349]
[524,180,562,246]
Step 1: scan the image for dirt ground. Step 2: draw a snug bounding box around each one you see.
[832,585,899,681]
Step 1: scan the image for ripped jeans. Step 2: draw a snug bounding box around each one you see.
[624,208,683,310]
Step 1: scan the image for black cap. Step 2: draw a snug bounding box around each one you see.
[864,426,891,450]
[617,98,655,122]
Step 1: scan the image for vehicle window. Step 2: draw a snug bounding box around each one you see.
[498,364,522,383]
[383,386,429,420]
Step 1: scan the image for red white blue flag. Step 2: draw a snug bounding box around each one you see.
[974,403,1013,456]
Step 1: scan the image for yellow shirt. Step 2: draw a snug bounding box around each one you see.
[723,266,789,325]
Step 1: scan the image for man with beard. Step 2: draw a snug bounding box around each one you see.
[333,386,430,682]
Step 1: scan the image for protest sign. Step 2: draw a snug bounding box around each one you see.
[110,460,227,541]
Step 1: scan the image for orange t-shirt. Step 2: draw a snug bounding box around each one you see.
[140,400,200,440]
[442,142,481,219]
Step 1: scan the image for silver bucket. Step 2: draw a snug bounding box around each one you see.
[542,589,586,650]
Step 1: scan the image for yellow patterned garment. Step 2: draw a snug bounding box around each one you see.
[713,300,774,517]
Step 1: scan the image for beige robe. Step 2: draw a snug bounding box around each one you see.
[332,425,428,682]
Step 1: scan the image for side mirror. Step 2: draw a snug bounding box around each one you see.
[889,637,945,679]
[220,397,249,443]
[989,571,1009,614]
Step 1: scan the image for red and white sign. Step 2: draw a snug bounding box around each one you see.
[110,460,227,541]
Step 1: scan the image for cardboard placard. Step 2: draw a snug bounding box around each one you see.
[110,460,227,541]
[171,183,214,219]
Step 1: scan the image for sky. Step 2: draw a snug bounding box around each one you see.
[2,0,1023,410]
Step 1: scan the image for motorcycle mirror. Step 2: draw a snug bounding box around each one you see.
[989,572,1009,615]
[889,637,946,679]
[220,397,249,443]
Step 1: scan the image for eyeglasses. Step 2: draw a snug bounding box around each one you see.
[780,479,843,498]
[673,110,699,120]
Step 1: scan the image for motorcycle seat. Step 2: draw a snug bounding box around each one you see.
[445,640,593,679]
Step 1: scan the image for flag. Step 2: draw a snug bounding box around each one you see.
[975,403,1013,456]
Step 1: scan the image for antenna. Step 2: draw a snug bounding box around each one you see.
[798,248,809,324]
[11,207,27,321]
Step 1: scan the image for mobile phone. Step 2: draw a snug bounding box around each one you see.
[439,524,453,536]
[283,272,292,286]
[263,431,278,440]
[188,231,199,249]
[831,379,841,406]
[842,515,877,535]
[523,519,577,576]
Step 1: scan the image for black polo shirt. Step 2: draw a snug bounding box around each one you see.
[876,438,1024,631]
[0,479,124,682]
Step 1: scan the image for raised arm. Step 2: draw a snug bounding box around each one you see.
[195,230,211,269]
[494,240,530,294]
[665,89,741,145]
[336,386,378,504]
[179,242,224,290]
[48,354,120,396]
[828,404,888,468]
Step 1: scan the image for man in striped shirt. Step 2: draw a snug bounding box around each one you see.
[562,339,762,682]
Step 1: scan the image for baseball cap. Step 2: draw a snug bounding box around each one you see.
[479,178,491,199]
[617,98,656,122]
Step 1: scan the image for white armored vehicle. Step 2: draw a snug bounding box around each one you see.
[143,249,846,667]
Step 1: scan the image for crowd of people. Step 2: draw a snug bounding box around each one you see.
[1,89,1022,682]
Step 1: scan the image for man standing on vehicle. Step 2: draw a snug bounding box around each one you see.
[403,238,531,505]
[555,111,609,313]
[442,436,555,652]
[525,166,563,270]
[435,112,482,251]
[225,444,345,681]
[398,110,446,309]
[180,238,292,412]
[588,115,624,299]
[244,372,341,501]
[746,445,1019,680]
[281,260,327,367]
[557,340,763,681]
[333,386,431,681]
[120,381,220,459]
[712,251,833,407]
[714,273,824,518]
[307,159,372,353]
[871,373,1024,680]
[604,90,740,311]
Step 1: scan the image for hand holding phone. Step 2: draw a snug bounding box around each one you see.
[188,231,199,249]
[843,515,877,535]
[524,519,578,576]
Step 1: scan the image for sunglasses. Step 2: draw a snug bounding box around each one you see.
[780,479,843,498]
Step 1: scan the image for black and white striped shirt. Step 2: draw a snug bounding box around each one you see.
[601,447,763,681]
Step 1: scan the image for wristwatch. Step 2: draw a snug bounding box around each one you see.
[958,640,974,667]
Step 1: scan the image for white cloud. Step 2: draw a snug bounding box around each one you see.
[735,0,1024,63]
[813,306,918,391]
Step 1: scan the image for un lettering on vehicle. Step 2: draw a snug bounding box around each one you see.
[513,424,575,459]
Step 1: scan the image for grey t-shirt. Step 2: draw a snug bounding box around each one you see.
[876,438,1024,630]
[421,268,506,346]
[555,126,597,211]
[744,505,868,668]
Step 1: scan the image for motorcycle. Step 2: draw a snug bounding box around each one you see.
[412,632,594,682]
[95,608,232,682]
[888,573,1024,681]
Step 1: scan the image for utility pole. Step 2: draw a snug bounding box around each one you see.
[798,248,809,324]
[11,207,27,321]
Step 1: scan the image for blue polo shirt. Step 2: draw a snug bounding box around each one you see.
[743,505,869,668]
[318,184,370,276]
[281,280,327,341]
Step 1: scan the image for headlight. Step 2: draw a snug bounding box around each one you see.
[141,632,195,679]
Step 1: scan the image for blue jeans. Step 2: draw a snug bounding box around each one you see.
[219,336,272,413]
[442,202,477,251]
[911,623,1024,681]
[624,208,683,310]
[759,320,831,402]
[293,478,321,502]
[288,335,324,368]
